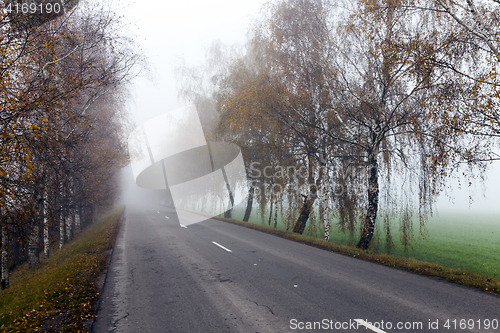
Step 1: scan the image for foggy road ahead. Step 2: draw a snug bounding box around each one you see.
[92,205,499,333]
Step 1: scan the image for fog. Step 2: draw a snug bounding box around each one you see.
[117,0,500,216]
[119,0,267,124]
[436,163,500,214]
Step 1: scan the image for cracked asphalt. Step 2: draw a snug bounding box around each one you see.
[92,204,499,333]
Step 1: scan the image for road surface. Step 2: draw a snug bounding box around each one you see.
[92,204,500,332]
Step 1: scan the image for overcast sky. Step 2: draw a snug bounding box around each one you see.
[119,0,266,124]
[117,0,500,214]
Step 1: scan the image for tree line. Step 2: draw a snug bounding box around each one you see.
[176,0,500,251]
[0,0,143,288]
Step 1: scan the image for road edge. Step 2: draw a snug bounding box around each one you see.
[212,215,500,296]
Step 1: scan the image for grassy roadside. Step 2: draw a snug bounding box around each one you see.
[0,206,124,332]
[214,216,500,295]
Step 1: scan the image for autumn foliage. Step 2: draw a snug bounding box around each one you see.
[0,0,142,288]
[177,0,500,250]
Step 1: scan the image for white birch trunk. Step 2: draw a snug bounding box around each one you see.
[273,194,278,228]
[66,176,74,241]
[66,214,73,242]
[74,209,81,235]
[59,184,65,249]
[322,180,330,242]
[357,150,379,249]
[59,207,65,249]
[28,225,40,268]
[43,189,49,259]
[1,225,8,289]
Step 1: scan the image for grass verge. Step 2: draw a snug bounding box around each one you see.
[0,206,124,332]
[214,215,500,295]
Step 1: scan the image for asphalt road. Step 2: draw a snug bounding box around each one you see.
[92,204,500,333]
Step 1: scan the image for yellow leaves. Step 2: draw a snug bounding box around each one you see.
[27,124,40,131]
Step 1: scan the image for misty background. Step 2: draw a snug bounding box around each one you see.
[116,0,500,215]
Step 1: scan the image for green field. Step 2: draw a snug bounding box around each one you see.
[387,213,500,279]
[230,206,500,279]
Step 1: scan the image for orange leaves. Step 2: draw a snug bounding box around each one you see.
[0,0,139,250]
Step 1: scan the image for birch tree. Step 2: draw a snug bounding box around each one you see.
[0,0,143,283]
[403,0,500,147]
[322,0,465,249]
[225,0,333,234]
[217,0,470,249]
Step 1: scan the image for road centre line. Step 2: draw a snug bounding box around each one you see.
[180,224,187,228]
[165,216,169,219]
[212,241,232,252]
[354,319,387,333]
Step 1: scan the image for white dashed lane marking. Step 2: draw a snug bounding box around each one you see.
[212,241,232,252]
